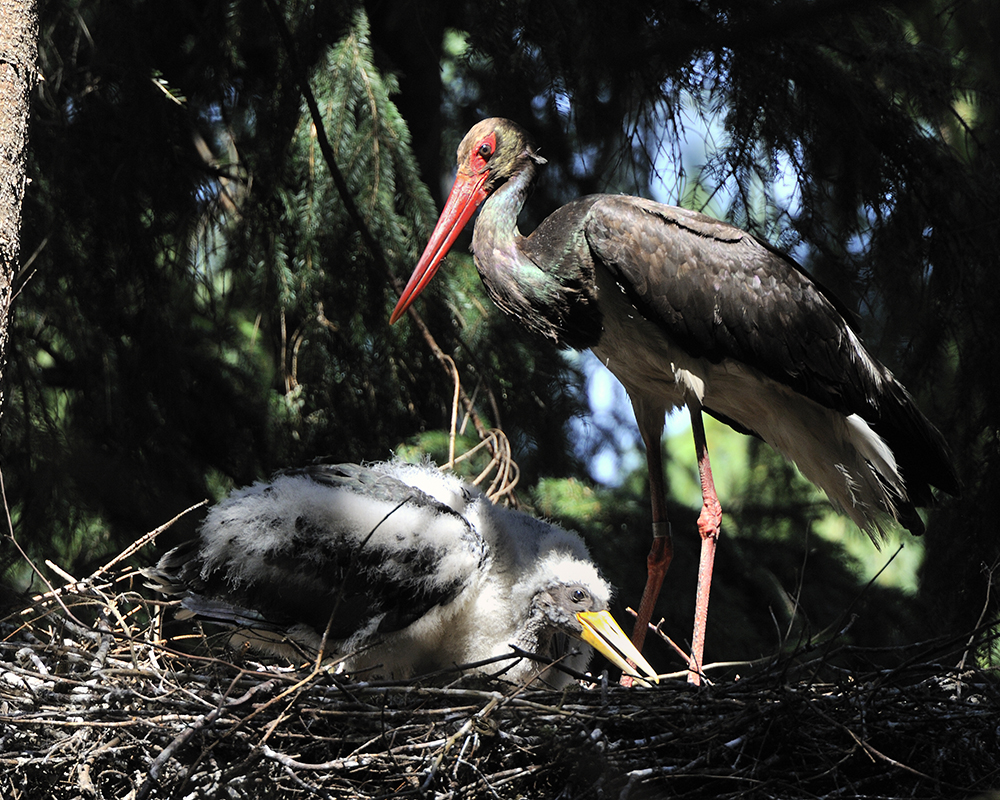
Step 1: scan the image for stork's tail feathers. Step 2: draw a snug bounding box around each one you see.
[857,378,959,537]
[874,380,961,506]
[143,542,255,624]
[141,540,202,599]
[820,402,958,541]
[747,398,949,543]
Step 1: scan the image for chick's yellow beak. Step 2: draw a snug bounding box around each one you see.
[577,609,659,687]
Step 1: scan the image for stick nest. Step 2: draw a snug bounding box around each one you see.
[1,558,997,800]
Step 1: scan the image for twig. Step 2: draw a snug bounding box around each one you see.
[136,676,282,800]
[90,500,207,580]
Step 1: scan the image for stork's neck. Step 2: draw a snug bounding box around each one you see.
[472,163,535,264]
[470,163,603,349]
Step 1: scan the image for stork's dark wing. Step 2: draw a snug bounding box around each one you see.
[583,197,879,412]
[582,196,958,498]
[146,464,487,646]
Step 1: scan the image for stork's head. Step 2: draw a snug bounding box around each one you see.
[529,579,659,687]
[389,118,545,324]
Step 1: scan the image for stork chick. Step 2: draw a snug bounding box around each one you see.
[145,461,657,688]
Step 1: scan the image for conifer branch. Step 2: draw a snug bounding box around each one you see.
[263,0,384,277]
[263,0,505,465]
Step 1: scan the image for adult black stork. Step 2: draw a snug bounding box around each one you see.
[145,461,658,688]
[390,118,959,685]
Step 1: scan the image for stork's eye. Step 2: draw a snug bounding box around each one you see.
[477,141,493,160]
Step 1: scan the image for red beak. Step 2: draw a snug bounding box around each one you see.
[389,168,491,324]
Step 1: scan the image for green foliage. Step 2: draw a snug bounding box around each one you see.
[2,0,995,660]
[225,7,443,464]
[2,1,590,587]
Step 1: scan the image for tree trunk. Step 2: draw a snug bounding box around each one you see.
[0,0,37,418]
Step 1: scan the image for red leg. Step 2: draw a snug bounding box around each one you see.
[621,418,674,687]
[688,406,722,686]
[631,527,673,651]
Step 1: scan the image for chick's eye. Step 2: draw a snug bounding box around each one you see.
[477,141,493,160]
[572,589,587,604]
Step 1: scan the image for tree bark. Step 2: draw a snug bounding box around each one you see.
[0,0,37,418]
